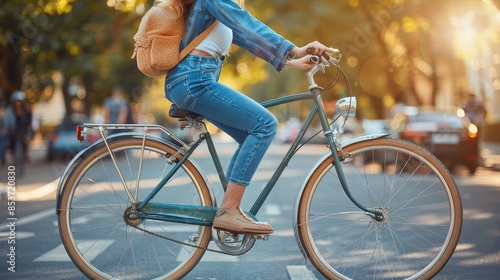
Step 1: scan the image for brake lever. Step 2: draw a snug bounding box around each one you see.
[310,55,326,73]
[327,48,342,65]
[307,47,342,65]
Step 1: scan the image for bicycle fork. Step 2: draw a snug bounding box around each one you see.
[309,87,385,221]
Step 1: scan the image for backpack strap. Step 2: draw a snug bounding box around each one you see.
[178,20,219,60]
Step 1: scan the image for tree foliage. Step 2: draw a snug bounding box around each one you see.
[1,0,498,122]
[0,0,151,119]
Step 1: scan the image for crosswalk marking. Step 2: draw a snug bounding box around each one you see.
[0,231,35,242]
[286,265,319,280]
[33,243,72,262]
[34,239,238,263]
[265,204,281,216]
[34,240,115,262]
[17,178,60,201]
[30,203,319,279]
[34,204,292,268]
[0,208,54,228]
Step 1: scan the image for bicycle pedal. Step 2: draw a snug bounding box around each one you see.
[217,230,230,241]
[252,234,269,241]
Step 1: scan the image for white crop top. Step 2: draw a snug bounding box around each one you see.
[195,21,233,56]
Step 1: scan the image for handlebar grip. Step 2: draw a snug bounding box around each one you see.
[310,56,320,64]
[306,47,332,60]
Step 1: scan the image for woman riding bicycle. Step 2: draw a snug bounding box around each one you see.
[162,0,334,234]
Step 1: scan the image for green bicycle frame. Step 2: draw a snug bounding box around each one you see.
[135,85,380,225]
[135,91,317,223]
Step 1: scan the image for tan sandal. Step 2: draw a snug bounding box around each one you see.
[213,207,274,234]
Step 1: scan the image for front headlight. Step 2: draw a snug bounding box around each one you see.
[335,97,356,118]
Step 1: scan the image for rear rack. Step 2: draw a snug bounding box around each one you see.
[76,123,191,150]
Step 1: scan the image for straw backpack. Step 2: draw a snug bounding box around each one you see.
[131,5,217,77]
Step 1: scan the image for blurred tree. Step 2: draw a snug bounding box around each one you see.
[494,0,500,9]
[242,0,499,119]
[0,0,150,120]
[0,0,37,98]
[1,0,497,123]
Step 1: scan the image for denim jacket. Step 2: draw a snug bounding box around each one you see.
[181,0,295,72]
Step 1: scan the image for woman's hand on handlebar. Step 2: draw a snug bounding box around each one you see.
[290,41,336,57]
[285,55,315,70]
[287,41,337,70]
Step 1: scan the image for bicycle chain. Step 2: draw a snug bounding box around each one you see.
[133,224,244,256]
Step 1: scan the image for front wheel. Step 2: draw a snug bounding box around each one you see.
[58,136,213,279]
[296,138,462,280]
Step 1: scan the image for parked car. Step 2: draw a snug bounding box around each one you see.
[277,116,362,144]
[46,120,97,161]
[362,119,388,135]
[388,107,480,175]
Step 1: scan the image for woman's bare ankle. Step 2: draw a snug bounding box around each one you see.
[219,204,238,210]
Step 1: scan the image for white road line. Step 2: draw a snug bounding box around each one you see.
[0,208,54,228]
[33,243,71,262]
[265,204,281,216]
[35,239,237,263]
[34,240,115,262]
[286,265,319,280]
[16,178,60,201]
[0,231,35,242]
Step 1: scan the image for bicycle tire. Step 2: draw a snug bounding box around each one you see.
[58,136,213,279]
[296,138,462,280]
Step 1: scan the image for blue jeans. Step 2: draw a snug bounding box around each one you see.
[165,55,278,186]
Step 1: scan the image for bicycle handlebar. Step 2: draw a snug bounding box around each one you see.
[305,47,356,120]
[306,47,342,65]
[305,46,342,90]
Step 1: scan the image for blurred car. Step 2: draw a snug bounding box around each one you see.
[362,119,388,135]
[388,106,480,175]
[277,116,361,144]
[46,120,97,161]
[276,117,301,144]
[360,119,391,166]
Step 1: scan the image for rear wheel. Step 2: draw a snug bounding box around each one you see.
[297,138,462,279]
[58,137,213,279]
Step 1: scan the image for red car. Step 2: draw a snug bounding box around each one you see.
[389,107,479,175]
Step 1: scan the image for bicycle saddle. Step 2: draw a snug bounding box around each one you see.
[169,104,201,119]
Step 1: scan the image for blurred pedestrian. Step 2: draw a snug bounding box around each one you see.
[462,91,487,127]
[5,91,33,163]
[0,101,8,165]
[103,86,129,134]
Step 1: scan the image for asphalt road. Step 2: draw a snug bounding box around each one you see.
[0,141,500,279]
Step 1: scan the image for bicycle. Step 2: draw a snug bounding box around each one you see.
[56,50,462,279]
